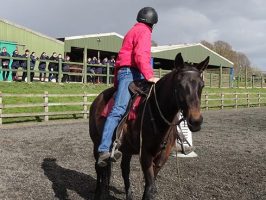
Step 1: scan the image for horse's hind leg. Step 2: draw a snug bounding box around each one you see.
[121,154,134,200]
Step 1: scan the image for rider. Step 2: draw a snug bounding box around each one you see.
[97,7,160,167]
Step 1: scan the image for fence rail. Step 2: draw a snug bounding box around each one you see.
[0,91,266,125]
[201,92,266,110]
[0,92,98,124]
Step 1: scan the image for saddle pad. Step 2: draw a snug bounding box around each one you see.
[101,96,142,120]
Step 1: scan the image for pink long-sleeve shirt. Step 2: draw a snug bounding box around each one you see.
[114,22,154,87]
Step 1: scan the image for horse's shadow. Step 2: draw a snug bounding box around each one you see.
[41,158,122,200]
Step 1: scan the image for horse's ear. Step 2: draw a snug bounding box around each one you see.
[197,56,209,72]
[174,53,184,70]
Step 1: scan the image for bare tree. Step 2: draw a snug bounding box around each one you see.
[200,40,257,75]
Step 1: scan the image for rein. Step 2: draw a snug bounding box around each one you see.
[153,83,184,126]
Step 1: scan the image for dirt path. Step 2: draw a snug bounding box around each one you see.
[0,108,265,200]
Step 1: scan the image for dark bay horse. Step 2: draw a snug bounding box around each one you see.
[89,53,209,200]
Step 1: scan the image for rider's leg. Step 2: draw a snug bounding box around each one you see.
[98,67,141,166]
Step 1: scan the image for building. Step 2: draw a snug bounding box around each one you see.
[0,18,64,58]
[152,43,234,70]
[61,32,124,62]
[62,32,233,70]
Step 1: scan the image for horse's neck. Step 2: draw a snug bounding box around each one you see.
[151,73,180,128]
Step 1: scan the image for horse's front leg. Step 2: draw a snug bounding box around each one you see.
[121,154,134,200]
[141,152,156,200]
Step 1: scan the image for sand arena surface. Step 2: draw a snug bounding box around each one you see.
[0,108,265,200]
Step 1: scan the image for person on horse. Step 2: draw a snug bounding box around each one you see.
[97,7,160,167]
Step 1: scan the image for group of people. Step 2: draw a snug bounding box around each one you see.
[87,56,116,83]
[0,47,117,83]
[0,48,71,82]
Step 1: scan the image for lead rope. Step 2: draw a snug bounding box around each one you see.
[174,142,183,191]
[174,113,183,191]
[138,84,155,194]
[153,84,181,126]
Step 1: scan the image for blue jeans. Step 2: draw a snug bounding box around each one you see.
[98,67,142,152]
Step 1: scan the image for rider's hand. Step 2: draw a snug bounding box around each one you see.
[148,77,160,83]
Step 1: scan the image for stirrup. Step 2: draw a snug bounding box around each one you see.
[110,140,122,162]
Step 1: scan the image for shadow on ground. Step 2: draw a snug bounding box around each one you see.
[41,158,123,200]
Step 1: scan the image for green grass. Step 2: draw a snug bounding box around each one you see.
[0,82,266,124]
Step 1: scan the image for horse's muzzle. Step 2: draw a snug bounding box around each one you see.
[187,115,203,132]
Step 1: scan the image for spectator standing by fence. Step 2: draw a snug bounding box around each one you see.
[21,49,30,82]
[38,52,49,82]
[0,47,11,81]
[61,55,70,82]
[109,56,116,83]
[87,57,95,83]
[102,57,109,83]
[11,49,21,81]
[48,52,58,82]
[92,57,102,83]
[29,52,37,82]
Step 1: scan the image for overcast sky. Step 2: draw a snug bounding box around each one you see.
[2,0,266,71]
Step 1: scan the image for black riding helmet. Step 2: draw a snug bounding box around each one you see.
[136,7,158,25]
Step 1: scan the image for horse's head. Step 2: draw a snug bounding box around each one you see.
[173,53,209,132]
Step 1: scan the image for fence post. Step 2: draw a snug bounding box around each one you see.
[251,75,254,88]
[83,47,88,84]
[0,92,2,125]
[235,92,238,109]
[245,66,248,88]
[27,56,31,83]
[58,59,62,83]
[229,73,231,88]
[219,65,222,88]
[159,68,162,78]
[209,73,212,88]
[258,92,261,107]
[261,75,263,88]
[106,63,110,86]
[205,92,209,110]
[221,92,224,109]
[247,93,250,107]
[83,92,88,119]
[44,91,49,122]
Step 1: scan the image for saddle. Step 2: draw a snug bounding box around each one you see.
[101,80,153,119]
[101,80,153,150]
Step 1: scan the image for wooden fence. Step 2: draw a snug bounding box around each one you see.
[0,92,98,125]
[201,92,266,110]
[0,92,266,125]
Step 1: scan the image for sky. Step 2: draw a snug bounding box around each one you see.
[1,0,266,71]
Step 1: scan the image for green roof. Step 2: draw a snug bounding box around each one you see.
[64,32,123,53]
[152,43,234,68]
[0,18,64,56]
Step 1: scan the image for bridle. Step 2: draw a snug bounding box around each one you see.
[152,84,184,126]
[152,69,202,127]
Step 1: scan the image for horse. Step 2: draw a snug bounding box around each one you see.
[89,53,209,200]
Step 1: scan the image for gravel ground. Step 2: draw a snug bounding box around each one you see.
[0,108,265,200]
